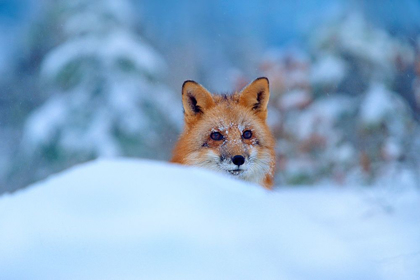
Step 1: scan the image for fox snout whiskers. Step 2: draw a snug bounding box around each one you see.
[218,154,250,176]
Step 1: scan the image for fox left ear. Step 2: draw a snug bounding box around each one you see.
[182,80,215,125]
[239,77,270,120]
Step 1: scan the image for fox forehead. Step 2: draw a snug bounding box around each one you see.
[208,114,251,134]
[194,100,257,132]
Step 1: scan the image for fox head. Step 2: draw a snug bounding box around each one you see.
[171,77,276,189]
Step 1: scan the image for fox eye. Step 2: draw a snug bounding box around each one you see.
[243,130,252,139]
[210,132,223,141]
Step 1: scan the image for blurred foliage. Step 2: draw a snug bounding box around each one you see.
[1,3,420,193]
[242,13,420,187]
[1,0,181,193]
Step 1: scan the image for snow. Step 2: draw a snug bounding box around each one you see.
[311,54,347,85]
[64,0,136,36]
[1,159,419,280]
[260,11,420,187]
[22,96,68,151]
[291,95,354,140]
[279,89,312,110]
[360,83,399,125]
[41,31,165,81]
[312,13,407,75]
[20,0,182,162]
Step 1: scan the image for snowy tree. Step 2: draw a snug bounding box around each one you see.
[255,12,420,187]
[310,12,416,97]
[3,0,181,193]
[308,13,419,187]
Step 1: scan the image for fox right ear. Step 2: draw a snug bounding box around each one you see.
[182,80,215,122]
[239,77,270,120]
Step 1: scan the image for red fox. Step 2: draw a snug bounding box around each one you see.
[171,77,276,189]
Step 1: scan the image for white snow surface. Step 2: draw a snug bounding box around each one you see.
[1,159,419,280]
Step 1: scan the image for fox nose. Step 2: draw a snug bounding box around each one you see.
[232,155,245,166]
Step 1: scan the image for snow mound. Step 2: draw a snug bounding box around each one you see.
[0,159,402,279]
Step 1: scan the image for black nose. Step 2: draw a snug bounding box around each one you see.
[232,155,245,166]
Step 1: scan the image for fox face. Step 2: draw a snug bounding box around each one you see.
[171,77,276,189]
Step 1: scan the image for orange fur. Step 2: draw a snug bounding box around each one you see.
[171,77,276,189]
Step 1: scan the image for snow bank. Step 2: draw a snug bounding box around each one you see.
[1,159,418,279]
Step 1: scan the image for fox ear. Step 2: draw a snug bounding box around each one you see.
[182,80,215,122]
[239,77,270,120]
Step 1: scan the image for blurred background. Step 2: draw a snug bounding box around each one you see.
[1,0,420,194]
